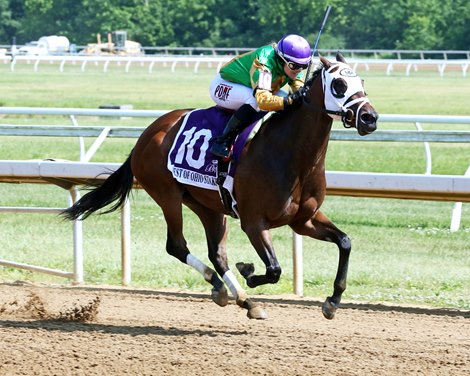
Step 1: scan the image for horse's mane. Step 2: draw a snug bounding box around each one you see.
[305,64,323,87]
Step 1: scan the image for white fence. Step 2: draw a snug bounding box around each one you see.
[2,45,469,59]
[142,47,470,60]
[2,55,469,77]
[0,107,469,294]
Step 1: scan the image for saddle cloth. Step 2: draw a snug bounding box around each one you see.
[167,106,265,207]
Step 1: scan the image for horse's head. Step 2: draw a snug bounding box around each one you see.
[315,53,378,136]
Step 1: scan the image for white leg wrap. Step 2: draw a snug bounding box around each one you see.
[223,270,243,300]
[186,254,210,280]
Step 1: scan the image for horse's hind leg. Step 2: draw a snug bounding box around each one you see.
[181,202,228,307]
[144,187,227,306]
[290,210,351,320]
[166,215,228,306]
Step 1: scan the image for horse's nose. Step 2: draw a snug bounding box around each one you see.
[360,111,378,133]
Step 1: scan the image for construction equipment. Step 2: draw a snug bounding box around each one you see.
[80,31,144,56]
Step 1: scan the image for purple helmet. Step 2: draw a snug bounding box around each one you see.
[276,34,312,65]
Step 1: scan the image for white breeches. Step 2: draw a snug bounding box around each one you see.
[209,74,259,111]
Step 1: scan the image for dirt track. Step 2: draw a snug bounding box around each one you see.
[0,282,468,376]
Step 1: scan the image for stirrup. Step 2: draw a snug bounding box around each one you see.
[210,143,233,160]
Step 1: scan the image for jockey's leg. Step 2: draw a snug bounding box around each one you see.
[210,104,258,159]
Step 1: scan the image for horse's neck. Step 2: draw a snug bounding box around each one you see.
[279,107,332,174]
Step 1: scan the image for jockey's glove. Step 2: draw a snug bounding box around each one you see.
[284,86,308,108]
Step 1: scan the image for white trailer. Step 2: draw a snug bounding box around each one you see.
[18,35,70,55]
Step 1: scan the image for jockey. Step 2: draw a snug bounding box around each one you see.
[209,34,312,159]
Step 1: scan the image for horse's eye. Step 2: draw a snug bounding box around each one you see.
[331,78,347,98]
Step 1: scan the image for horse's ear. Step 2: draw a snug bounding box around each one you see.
[319,54,331,69]
[336,52,347,64]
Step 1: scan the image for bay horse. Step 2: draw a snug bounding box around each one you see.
[62,53,378,319]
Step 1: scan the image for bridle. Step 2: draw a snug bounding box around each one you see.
[303,63,370,129]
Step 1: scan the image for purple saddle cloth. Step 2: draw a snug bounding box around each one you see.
[167,107,262,190]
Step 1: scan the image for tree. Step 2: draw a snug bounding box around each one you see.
[0,0,22,43]
[395,0,442,50]
[127,1,175,46]
[0,0,467,51]
[431,0,469,50]
[18,0,84,43]
[397,13,440,50]
[167,0,217,46]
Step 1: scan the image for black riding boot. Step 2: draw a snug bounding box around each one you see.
[210,104,258,159]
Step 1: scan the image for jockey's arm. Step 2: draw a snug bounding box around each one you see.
[289,78,305,93]
[254,69,306,111]
[254,89,285,111]
[254,79,305,111]
[252,66,284,111]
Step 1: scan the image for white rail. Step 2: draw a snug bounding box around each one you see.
[3,55,469,76]
[0,159,468,291]
[140,47,470,60]
[2,46,469,59]
[1,160,468,200]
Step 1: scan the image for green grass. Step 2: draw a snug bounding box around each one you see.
[0,60,468,114]
[0,62,469,309]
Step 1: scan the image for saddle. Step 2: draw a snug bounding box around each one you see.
[167,106,266,218]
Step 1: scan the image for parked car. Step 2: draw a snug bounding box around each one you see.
[18,41,48,56]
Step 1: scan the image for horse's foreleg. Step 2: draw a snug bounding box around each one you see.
[237,226,282,288]
[222,269,267,319]
[290,210,351,320]
[187,201,267,319]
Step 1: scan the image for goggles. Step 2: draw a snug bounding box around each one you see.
[278,53,308,71]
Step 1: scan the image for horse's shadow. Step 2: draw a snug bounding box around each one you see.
[0,319,249,337]
[67,286,470,319]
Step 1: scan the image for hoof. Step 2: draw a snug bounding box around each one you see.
[236,262,255,278]
[322,298,337,320]
[211,286,229,307]
[247,306,268,320]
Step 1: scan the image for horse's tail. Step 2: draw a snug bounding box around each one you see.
[61,152,135,221]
